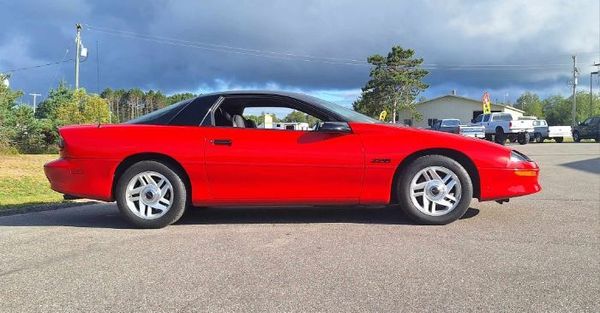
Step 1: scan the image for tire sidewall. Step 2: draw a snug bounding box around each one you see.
[116,160,188,228]
[396,155,473,225]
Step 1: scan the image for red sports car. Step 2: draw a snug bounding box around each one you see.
[44,91,540,228]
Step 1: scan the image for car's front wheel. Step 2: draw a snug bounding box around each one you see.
[573,131,581,142]
[396,155,473,224]
[116,160,188,228]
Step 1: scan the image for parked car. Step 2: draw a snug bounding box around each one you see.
[44,91,541,228]
[572,116,600,142]
[531,120,571,143]
[472,113,535,145]
[431,119,485,138]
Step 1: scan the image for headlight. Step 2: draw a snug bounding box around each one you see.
[510,150,531,162]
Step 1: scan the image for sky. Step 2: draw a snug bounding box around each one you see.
[1,0,599,107]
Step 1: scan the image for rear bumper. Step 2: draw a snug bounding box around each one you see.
[461,132,486,138]
[479,163,541,201]
[44,158,116,201]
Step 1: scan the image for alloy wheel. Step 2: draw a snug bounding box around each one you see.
[409,166,462,216]
[125,171,174,220]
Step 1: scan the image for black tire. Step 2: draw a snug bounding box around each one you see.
[495,128,506,145]
[116,160,188,228]
[573,131,581,142]
[395,155,473,225]
[554,137,564,143]
[534,133,543,143]
[517,132,530,145]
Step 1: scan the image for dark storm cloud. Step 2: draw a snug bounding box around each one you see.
[1,0,598,103]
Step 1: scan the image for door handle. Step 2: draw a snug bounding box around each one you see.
[211,139,232,146]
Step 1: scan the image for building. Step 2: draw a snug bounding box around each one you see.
[398,94,525,128]
[258,114,311,130]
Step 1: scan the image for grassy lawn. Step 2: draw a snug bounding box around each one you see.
[0,154,67,210]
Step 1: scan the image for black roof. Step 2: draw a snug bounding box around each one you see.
[200,90,308,99]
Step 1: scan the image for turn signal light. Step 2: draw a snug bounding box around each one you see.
[514,169,537,177]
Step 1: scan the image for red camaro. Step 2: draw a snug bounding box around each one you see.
[44,91,540,228]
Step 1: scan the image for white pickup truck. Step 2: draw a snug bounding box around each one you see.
[471,113,535,145]
[531,119,571,143]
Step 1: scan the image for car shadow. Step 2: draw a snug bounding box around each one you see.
[559,157,600,175]
[0,204,479,229]
[178,206,480,226]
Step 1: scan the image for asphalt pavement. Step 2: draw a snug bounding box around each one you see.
[1,143,598,312]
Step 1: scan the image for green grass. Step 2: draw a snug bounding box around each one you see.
[0,154,68,210]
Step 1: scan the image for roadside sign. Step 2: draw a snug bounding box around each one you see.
[379,110,387,121]
[482,92,491,114]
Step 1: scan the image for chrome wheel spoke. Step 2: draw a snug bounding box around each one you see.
[427,169,442,181]
[446,179,457,191]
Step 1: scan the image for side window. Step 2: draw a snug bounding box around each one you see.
[582,118,592,125]
[482,115,490,122]
[496,114,512,121]
[212,96,323,131]
[243,107,321,131]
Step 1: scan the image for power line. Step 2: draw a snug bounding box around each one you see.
[85,24,575,71]
[85,24,368,65]
[1,58,74,73]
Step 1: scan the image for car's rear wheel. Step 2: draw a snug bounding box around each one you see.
[517,132,530,145]
[396,155,473,225]
[116,161,188,228]
[534,133,543,143]
[495,128,506,145]
[554,137,564,143]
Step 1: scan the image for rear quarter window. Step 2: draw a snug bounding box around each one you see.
[170,95,219,126]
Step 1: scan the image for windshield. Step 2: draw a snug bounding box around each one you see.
[296,94,381,123]
[441,119,460,126]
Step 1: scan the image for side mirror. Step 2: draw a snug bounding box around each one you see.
[318,122,351,133]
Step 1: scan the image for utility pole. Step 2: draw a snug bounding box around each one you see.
[75,24,82,89]
[591,71,598,117]
[29,93,41,114]
[571,55,578,126]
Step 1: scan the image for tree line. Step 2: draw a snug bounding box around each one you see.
[515,91,600,126]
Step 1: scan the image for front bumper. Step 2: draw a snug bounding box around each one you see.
[478,161,541,201]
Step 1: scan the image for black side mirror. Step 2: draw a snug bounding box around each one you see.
[318,122,351,133]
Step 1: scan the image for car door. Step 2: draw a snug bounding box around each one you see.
[580,118,592,138]
[588,117,600,138]
[202,98,364,205]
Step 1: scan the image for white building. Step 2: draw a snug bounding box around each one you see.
[398,94,525,128]
[258,114,310,130]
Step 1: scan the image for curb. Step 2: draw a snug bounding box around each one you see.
[0,201,100,217]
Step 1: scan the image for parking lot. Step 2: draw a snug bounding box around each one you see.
[0,143,598,312]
